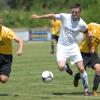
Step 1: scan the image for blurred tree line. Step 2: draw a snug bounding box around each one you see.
[0,0,100,28]
[0,0,99,10]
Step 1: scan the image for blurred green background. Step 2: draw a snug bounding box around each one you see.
[0,0,100,28]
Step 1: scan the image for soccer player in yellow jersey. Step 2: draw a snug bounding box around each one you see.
[50,17,61,54]
[0,17,23,84]
[73,23,100,96]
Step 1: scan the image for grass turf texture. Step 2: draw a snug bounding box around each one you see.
[0,41,100,100]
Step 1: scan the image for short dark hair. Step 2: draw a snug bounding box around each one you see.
[71,3,81,12]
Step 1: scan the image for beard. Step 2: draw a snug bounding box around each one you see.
[71,15,80,21]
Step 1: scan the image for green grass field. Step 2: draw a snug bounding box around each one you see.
[0,41,100,100]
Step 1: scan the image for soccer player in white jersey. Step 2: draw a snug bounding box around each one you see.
[31,3,89,96]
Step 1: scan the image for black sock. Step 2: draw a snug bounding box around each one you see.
[75,72,81,80]
[93,74,100,91]
[51,44,54,52]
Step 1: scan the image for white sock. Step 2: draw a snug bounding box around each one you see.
[64,64,68,71]
[80,71,88,92]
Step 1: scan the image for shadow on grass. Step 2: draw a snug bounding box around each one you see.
[52,92,83,96]
[52,92,100,96]
[0,93,9,96]
[0,93,19,97]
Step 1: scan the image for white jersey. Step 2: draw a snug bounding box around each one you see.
[54,13,87,46]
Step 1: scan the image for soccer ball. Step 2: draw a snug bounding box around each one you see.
[42,71,53,82]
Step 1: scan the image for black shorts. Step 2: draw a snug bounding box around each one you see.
[0,54,13,77]
[51,35,59,42]
[81,52,100,69]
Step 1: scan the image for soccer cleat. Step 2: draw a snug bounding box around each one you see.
[84,91,90,96]
[65,63,73,75]
[92,90,98,96]
[73,73,80,87]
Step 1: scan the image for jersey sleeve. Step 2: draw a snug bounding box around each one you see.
[59,20,62,27]
[78,24,87,32]
[6,29,16,40]
[54,13,66,20]
[88,23,100,39]
[54,14,61,19]
[78,19,87,32]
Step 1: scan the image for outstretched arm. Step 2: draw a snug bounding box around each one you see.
[14,36,24,56]
[31,13,55,19]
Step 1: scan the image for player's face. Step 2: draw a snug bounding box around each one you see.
[71,8,81,21]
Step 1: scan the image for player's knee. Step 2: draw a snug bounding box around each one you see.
[1,79,8,84]
[0,76,8,84]
[58,64,65,71]
[96,68,100,73]
[57,61,65,71]
[76,61,85,72]
[94,64,100,74]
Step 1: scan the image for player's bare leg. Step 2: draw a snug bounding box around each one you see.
[0,75,8,83]
[57,61,73,75]
[76,61,89,96]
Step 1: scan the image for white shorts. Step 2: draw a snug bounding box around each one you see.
[56,43,83,64]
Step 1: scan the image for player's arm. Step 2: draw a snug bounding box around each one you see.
[89,37,99,54]
[87,30,97,53]
[31,13,55,19]
[90,47,96,53]
[14,36,24,56]
[89,43,96,54]
[87,31,92,52]
[59,21,62,27]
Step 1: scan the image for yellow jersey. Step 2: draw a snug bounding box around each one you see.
[0,26,16,54]
[80,23,100,53]
[51,19,62,36]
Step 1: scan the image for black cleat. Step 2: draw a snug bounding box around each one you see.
[73,73,80,87]
[65,63,73,75]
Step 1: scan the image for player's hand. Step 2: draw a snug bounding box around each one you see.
[88,31,92,38]
[31,14,39,19]
[90,48,96,55]
[16,49,23,56]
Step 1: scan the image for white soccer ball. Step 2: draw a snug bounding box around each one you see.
[42,71,53,82]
